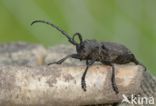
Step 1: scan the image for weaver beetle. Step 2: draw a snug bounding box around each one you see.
[31,20,146,94]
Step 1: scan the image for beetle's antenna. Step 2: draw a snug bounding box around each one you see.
[31,20,78,45]
[73,33,83,44]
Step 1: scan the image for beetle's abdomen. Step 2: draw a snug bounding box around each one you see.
[99,42,133,63]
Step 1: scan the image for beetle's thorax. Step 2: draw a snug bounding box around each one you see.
[76,40,102,60]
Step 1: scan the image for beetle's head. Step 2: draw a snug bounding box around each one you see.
[74,35,92,59]
[76,42,89,59]
[71,33,87,58]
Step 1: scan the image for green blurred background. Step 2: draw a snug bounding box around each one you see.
[0,0,156,74]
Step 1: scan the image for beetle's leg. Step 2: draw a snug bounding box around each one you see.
[130,54,147,71]
[133,60,146,71]
[110,63,119,94]
[48,54,80,65]
[81,59,95,91]
[115,54,146,71]
[102,61,119,94]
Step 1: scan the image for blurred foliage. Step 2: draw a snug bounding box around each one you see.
[0,0,156,74]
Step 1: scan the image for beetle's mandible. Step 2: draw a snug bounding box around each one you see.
[31,20,146,94]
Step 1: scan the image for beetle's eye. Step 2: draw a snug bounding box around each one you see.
[80,45,84,49]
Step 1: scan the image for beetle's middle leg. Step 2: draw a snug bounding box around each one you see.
[48,54,80,65]
[102,61,119,94]
[81,59,95,91]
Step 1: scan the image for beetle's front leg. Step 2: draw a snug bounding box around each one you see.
[48,54,80,65]
[81,59,95,91]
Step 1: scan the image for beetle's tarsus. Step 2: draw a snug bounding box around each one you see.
[81,80,87,91]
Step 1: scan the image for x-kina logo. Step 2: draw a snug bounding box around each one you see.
[122,94,131,104]
[122,94,155,105]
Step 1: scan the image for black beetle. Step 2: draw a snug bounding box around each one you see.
[31,20,146,94]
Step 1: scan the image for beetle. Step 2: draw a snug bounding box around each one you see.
[31,20,146,94]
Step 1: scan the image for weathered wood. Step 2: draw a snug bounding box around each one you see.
[0,64,144,106]
[0,42,155,106]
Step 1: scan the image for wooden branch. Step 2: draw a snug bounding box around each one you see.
[0,42,155,106]
[0,64,144,106]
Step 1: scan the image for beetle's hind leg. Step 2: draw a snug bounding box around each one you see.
[48,54,80,65]
[134,61,146,71]
[116,54,146,71]
[130,54,147,71]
